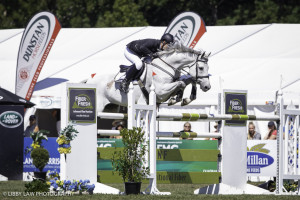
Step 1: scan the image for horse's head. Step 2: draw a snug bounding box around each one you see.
[156,42,211,92]
[189,52,211,92]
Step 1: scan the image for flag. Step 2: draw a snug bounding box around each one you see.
[165,11,206,49]
[15,11,61,100]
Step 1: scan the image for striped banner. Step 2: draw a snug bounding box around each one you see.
[157,113,279,121]
[97,171,220,184]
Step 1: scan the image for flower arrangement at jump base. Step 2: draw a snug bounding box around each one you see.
[48,177,95,195]
[25,130,49,154]
[56,125,78,154]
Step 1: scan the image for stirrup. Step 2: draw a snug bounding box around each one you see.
[120,79,129,93]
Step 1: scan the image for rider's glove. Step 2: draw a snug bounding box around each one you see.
[152,53,159,58]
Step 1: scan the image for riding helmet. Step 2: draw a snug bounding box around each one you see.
[161,33,174,44]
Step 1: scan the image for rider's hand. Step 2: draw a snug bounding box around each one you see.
[144,56,152,64]
[153,53,159,58]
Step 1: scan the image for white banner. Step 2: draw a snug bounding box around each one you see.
[165,11,206,49]
[15,11,61,100]
[247,140,277,177]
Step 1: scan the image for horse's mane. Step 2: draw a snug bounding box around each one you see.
[157,42,203,56]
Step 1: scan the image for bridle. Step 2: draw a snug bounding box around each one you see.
[151,53,210,82]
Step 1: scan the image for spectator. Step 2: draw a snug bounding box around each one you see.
[248,122,261,140]
[24,115,39,137]
[180,122,192,133]
[264,121,277,140]
[111,120,125,139]
[205,121,220,140]
[179,122,193,140]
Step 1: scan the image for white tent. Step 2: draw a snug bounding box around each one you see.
[1,24,300,136]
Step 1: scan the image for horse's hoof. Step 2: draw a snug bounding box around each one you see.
[168,98,177,106]
[190,94,196,101]
[181,98,191,106]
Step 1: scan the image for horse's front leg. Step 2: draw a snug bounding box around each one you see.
[168,75,194,106]
[181,82,197,106]
[155,81,186,104]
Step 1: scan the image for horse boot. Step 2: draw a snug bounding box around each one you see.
[120,64,139,93]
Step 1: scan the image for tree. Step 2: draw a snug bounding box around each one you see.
[0,0,300,29]
[96,0,148,27]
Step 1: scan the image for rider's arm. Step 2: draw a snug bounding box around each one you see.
[139,44,154,58]
[139,39,160,58]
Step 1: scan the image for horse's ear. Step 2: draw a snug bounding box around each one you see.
[201,51,206,59]
[203,52,211,59]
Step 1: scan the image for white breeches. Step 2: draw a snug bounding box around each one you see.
[124,47,143,70]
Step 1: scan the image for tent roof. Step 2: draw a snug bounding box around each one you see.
[0,24,299,107]
[0,87,35,108]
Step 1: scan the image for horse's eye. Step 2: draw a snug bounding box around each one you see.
[199,67,204,70]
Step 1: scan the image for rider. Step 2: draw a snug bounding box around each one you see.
[120,33,174,93]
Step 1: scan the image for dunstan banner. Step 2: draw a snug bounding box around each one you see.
[164,11,206,49]
[15,11,61,100]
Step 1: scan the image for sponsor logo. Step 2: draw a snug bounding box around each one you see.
[0,111,23,128]
[72,94,93,109]
[165,12,205,48]
[18,68,30,81]
[166,16,196,46]
[228,99,244,113]
[247,144,274,173]
[168,17,194,46]
[40,96,53,107]
[21,16,49,63]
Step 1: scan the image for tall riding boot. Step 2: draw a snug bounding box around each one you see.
[120,65,139,93]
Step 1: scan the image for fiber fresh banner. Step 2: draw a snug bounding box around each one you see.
[15,11,61,100]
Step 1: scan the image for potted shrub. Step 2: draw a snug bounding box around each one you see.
[111,127,150,195]
[26,130,49,180]
[31,147,50,180]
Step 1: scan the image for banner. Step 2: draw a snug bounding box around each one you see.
[0,105,24,180]
[15,11,61,100]
[23,137,60,172]
[224,90,247,126]
[247,140,277,176]
[164,11,206,49]
[68,88,96,123]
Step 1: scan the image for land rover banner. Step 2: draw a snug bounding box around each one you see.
[15,11,61,100]
[165,11,206,49]
[69,88,96,123]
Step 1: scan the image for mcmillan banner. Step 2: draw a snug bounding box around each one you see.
[15,11,61,100]
[164,11,206,49]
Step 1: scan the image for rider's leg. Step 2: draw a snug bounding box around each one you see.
[120,48,143,92]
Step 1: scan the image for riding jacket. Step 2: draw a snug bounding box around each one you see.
[126,39,161,58]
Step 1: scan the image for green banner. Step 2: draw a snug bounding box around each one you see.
[98,160,217,172]
[97,139,220,184]
[97,170,220,184]
[97,139,218,149]
[98,148,219,161]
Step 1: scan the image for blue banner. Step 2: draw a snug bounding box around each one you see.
[23,137,60,172]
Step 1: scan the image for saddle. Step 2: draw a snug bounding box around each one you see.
[118,63,145,81]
